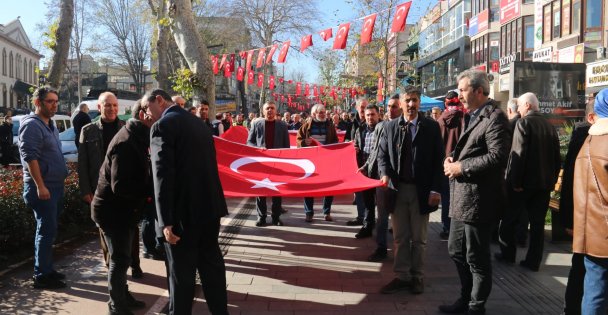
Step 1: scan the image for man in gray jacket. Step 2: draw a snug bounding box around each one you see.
[441,70,510,315]
[247,101,290,226]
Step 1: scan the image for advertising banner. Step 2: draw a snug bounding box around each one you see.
[468,15,479,36]
[478,9,489,33]
[533,47,553,62]
[216,99,237,113]
[500,0,521,24]
[587,59,608,88]
[558,44,585,63]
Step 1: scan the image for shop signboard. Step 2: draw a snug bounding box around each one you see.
[558,44,585,63]
[586,59,608,88]
[500,0,520,24]
[478,9,489,33]
[216,99,237,113]
[512,61,586,123]
[499,52,520,74]
[533,47,553,62]
[468,15,479,36]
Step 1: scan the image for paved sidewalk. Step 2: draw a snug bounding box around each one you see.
[0,194,572,315]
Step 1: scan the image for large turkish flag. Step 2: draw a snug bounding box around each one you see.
[220,125,248,144]
[214,136,382,197]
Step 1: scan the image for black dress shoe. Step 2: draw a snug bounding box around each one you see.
[355,226,373,239]
[271,218,284,226]
[346,218,364,226]
[519,260,539,272]
[467,308,486,315]
[438,298,469,313]
[49,270,66,280]
[126,289,146,310]
[439,231,449,240]
[143,251,165,260]
[367,248,387,262]
[131,266,143,279]
[33,274,67,289]
[494,252,515,264]
[255,217,267,227]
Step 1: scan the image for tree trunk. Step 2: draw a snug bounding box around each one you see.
[47,0,74,89]
[149,0,171,91]
[169,0,215,112]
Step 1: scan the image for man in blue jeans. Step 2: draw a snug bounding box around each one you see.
[19,86,68,289]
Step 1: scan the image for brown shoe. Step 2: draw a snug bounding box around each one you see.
[324,214,333,221]
[305,214,313,222]
[380,278,411,294]
[410,278,424,294]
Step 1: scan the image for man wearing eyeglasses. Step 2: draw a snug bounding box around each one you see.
[18,86,69,289]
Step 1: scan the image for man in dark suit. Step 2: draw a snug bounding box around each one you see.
[247,101,290,227]
[146,89,229,315]
[496,92,561,272]
[441,70,510,315]
[377,86,444,295]
[72,103,92,149]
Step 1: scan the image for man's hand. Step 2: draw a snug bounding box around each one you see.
[428,192,441,207]
[163,226,181,245]
[37,185,50,200]
[357,166,367,176]
[380,176,389,189]
[444,160,463,178]
[82,193,93,204]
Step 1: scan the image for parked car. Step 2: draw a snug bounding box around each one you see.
[12,114,72,144]
[59,127,78,163]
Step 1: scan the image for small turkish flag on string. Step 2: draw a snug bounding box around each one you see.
[256,48,266,69]
[361,13,377,45]
[211,55,219,75]
[295,82,302,96]
[236,66,245,81]
[279,77,284,83]
[266,44,278,64]
[219,54,227,69]
[350,87,357,98]
[269,75,275,90]
[278,41,290,63]
[313,84,318,97]
[224,62,232,78]
[319,28,333,41]
[300,34,313,52]
[320,86,325,95]
[248,71,254,84]
[333,22,350,50]
[288,95,292,106]
[288,80,293,84]
[304,83,310,96]
[257,73,264,88]
[330,86,337,100]
[246,50,254,71]
[229,54,235,71]
[239,51,247,59]
[391,1,412,33]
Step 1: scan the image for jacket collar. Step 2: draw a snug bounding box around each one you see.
[589,118,608,136]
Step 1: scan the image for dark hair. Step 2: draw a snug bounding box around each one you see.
[199,99,210,106]
[365,104,379,112]
[215,113,223,119]
[143,88,172,104]
[457,70,490,96]
[131,99,145,119]
[402,85,421,98]
[390,94,400,100]
[32,86,59,105]
[445,90,459,99]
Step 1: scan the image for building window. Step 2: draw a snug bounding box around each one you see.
[572,0,581,34]
[29,61,32,83]
[516,18,523,54]
[9,52,13,78]
[562,0,571,36]
[524,16,535,60]
[1,49,4,76]
[23,59,27,82]
[490,32,500,62]
[552,1,561,39]
[543,4,552,42]
[584,0,603,47]
[501,26,506,57]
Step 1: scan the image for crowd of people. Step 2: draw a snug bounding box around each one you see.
[15,69,608,315]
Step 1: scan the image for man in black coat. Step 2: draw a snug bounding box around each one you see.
[441,70,510,315]
[497,92,561,272]
[72,103,92,148]
[91,104,152,315]
[146,89,229,315]
[377,86,444,295]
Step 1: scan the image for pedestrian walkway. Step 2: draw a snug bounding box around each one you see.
[0,194,572,315]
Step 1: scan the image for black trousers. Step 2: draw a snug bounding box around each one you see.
[256,196,282,219]
[102,226,136,312]
[499,189,551,268]
[563,252,585,315]
[448,220,493,312]
[164,218,228,315]
[141,202,162,254]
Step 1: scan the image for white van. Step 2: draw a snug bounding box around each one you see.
[71,98,136,122]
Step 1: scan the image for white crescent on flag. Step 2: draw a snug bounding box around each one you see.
[337,26,347,39]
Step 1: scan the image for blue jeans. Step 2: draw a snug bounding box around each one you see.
[582,255,608,315]
[304,196,333,215]
[355,192,365,220]
[23,182,64,278]
[375,187,390,250]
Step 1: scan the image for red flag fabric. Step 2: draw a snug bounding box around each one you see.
[223,62,231,78]
[279,77,284,83]
[360,13,377,45]
[257,73,264,88]
[295,82,302,96]
[229,54,235,71]
[219,125,248,144]
[248,71,254,84]
[219,54,227,69]
[211,55,219,75]
[350,87,357,98]
[266,44,278,64]
[313,84,318,97]
[246,50,254,71]
[333,22,350,50]
[269,75,275,90]
[319,28,333,41]
[214,137,382,197]
[320,86,325,95]
[391,1,412,33]
[277,41,290,63]
[256,48,266,69]
[300,34,313,52]
[239,51,247,59]
[236,66,245,81]
[304,83,310,96]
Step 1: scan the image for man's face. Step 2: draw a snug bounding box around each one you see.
[175,97,186,108]
[457,77,482,110]
[431,109,441,121]
[387,99,401,120]
[98,94,119,122]
[341,112,349,121]
[249,113,255,120]
[198,105,209,119]
[314,107,327,122]
[283,112,291,121]
[357,101,368,119]
[36,92,59,119]
[293,114,301,123]
[365,108,379,127]
[401,93,420,121]
[517,101,531,117]
[332,113,340,124]
[237,114,244,123]
[147,95,165,121]
[263,104,276,121]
